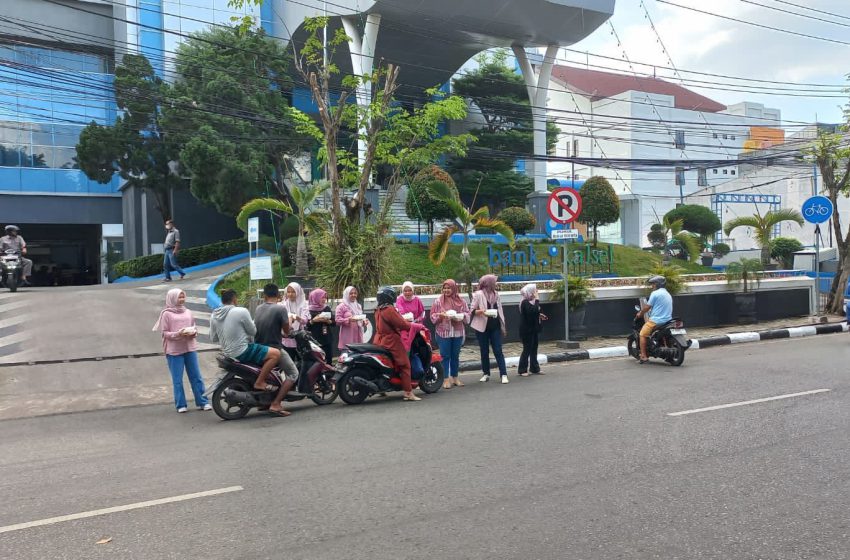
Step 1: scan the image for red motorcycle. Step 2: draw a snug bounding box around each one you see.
[335,325,444,405]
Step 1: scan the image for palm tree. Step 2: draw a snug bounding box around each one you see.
[237,181,330,278]
[724,208,804,266]
[659,216,700,264]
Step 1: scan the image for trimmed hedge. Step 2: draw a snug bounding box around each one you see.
[114,238,273,278]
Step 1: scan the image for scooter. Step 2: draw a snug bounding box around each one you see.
[206,330,338,420]
[627,305,691,366]
[0,250,23,292]
[335,325,444,404]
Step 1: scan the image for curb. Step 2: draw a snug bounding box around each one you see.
[457,321,849,372]
[113,250,266,284]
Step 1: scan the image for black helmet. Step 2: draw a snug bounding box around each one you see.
[648,275,666,288]
[376,286,397,307]
[4,225,18,233]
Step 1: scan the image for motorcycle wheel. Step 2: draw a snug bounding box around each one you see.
[627,336,639,359]
[337,370,370,405]
[665,339,686,367]
[309,374,338,405]
[212,377,252,420]
[7,275,16,293]
[419,361,444,394]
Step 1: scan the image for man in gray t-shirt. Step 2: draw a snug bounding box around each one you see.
[0,225,33,285]
[162,219,186,282]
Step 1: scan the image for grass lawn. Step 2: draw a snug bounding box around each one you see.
[218,240,713,303]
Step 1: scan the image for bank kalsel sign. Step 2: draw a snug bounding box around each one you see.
[487,244,614,277]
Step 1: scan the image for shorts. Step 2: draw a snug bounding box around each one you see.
[236,343,269,366]
[277,350,300,383]
[639,320,657,338]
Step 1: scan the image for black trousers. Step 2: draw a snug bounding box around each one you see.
[518,331,540,374]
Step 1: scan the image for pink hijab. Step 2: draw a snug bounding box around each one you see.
[308,288,327,312]
[439,279,466,312]
[478,274,499,304]
[152,288,189,331]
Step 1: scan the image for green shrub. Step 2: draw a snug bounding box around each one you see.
[553,275,593,311]
[769,237,804,269]
[114,237,274,278]
[647,264,687,295]
[497,207,536,235]
[712,242,730,258]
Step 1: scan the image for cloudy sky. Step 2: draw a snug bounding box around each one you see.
[561,0,848,127]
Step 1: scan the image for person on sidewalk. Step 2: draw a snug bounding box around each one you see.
[430,279,470,390]
[637,275,673,364]
[152,288,211,413]
[282,282,310,363]
[517,283,548,377]
[336,286,367,352]
[210,289,288,416]
[162,219,186,283]
[374,286,421,402]
[307,288,336,362]
[254,283,299,403]
[395,281,425,323]
[470,274,509,384]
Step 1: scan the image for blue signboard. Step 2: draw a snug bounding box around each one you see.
[802,196,833,224]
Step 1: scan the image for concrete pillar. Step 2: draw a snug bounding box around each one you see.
[341,13,382,170]
[513,44,559,193]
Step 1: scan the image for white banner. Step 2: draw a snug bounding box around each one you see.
[249,256,273,280]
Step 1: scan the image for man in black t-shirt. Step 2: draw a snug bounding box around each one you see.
[254,284,300,392]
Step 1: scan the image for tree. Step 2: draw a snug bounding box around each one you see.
[162,26,310,215]
[497,207,536,235]
[664,204,721,239]
[405,166,458,237]
[578,176,619,246]
[647,224,666,249]
[76,54,181,220]
[449,49,558,214]
[723,208,804,266]
[658,216,700,264]
[770,237,804,269]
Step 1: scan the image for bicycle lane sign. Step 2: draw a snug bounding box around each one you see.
[802,195,833,224]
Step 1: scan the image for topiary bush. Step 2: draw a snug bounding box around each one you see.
[712,242,731,259]
[770,237,804,269]
[497,206,536,235]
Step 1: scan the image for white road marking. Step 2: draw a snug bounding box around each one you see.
[667,389,831,417]
[0,486,243,534]
[788,326,817,338]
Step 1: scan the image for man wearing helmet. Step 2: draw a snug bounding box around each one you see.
[0,226,32,286]
[636,275,673,363]
[373,286,421,402]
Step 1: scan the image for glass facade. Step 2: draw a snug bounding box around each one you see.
[0,44,119,193]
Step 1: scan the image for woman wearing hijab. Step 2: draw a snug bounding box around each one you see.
[518,283,548,377]
[307,288,336,361]
[152,288,211,413]
[336,285,367,351]
[282,282,310,362]
[430,279,471,389]
[470,274,509,384]
[395,281,425,323]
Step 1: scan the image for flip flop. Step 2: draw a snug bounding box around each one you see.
[254,384,277,392]
[268,409,291,417]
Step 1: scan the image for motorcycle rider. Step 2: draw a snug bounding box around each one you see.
[373,286,421,402]
[636,275,673,364]
[0,225,33,286]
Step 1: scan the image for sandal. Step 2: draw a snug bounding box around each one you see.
[519,372,530,377]
[403,393,422,402]
[254,384,277,392]
[268,409,291,417]
[452,379,465,387]
[442,381,452,390]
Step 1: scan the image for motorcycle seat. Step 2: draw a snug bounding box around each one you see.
[346,343,392,356]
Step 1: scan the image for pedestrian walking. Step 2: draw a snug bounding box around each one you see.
[282,282,310,362]
[152,288,210,413]
[395,281,425,323]
[470,274,508,384]
[517,283,548,377]
[336,285,367,351]
[430,279,470,389]
[162,219,186,282]
[307,288,336,361]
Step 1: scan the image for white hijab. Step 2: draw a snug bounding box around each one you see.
[342,285,363,315]
[283,282,307,314]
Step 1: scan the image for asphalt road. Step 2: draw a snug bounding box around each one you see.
[1,334,849,559]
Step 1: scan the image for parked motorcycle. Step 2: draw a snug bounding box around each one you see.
[335,326,444,404]
[206,330,338,420]
[0,250,22,292]
[627,306,691,366]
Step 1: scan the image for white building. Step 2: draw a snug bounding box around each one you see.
[541,65,782,247]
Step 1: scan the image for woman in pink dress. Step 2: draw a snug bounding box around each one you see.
[335,285,367,351]
[395,281,425,323]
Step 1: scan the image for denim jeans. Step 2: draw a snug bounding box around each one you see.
[166,351,208,409]
[437,335,464,378]
[163,248,185,280]
[518,331,540,374]
[475,328,507,377]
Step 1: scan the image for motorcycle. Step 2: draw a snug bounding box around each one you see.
[627,305,691,366]
[335,325,444,404]
[0,250,22,292]
[206,330,338,420]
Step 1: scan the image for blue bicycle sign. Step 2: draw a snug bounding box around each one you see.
[802,196,833,224]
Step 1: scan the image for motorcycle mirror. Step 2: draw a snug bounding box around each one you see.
[634,305,640,311]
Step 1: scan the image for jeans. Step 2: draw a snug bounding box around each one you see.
[163,248,185,280]
[410,354,424,376]
[518,331,540,374]
[475,328,507,377]
[437,335,463,378]
[166,351,208,409]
